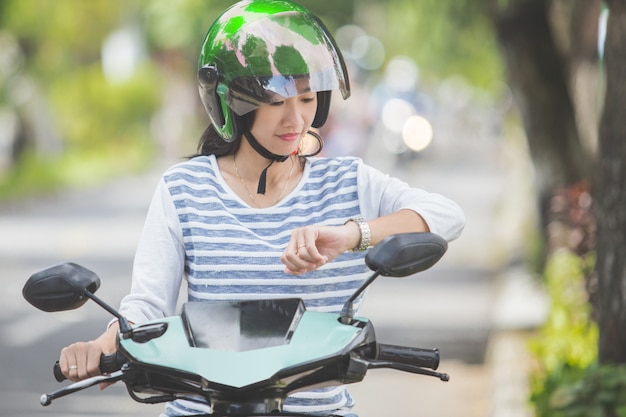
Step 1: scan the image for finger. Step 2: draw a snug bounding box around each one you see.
[295,242,308,254]
[67,342,97,381]
[99,381,116,390]
[59,348,70,376]
[297,243,326,265]
[65,354,80,381]
[283,242,329,275]
[60,347,75,379]
[284,266,310,276]
[281,252,307,273]
[295,244,317,262]
[288,259,325,275]
[86,342,104,377]
[287,227,313,254]
[73,344,89,381]
[283,258,322,275]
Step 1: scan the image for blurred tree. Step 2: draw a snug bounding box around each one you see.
[0,0,160,193]
[594,0,626,365]
[488,0,598,267]
[488,0,626,371]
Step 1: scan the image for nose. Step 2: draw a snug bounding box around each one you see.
[282,97,305,128]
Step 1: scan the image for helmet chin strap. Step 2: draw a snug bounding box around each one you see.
[243,131,290,195]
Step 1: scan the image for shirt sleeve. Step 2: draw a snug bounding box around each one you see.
[357,161,465,241]
[118,178,186,323]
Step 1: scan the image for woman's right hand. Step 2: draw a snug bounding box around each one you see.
[58,322,119,382]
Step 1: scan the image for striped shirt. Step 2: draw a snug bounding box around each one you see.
[119,155,465,416]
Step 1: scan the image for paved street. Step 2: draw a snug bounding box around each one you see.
[0,171,157,417]
[0,132,543,416]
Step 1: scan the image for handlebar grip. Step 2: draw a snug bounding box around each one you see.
[377,343,440,370]
[53,352,126,382]
[99,351,126,374]
[53,361,65,382]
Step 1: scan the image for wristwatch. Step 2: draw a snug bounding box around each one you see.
[345,216,371,252]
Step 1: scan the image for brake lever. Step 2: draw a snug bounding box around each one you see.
[366,360,450,381]
[40,370,125,406]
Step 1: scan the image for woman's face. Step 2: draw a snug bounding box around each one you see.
[249,92,317,155]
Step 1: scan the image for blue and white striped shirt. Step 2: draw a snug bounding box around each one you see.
[168,155,369,311]
[119,154,465,416]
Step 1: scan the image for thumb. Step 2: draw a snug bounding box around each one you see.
[99,381,116,390]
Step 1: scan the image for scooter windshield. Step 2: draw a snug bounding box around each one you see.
[181,299,305,352]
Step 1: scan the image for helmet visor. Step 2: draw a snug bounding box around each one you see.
[227,71,340,116]
[200,5,350,116]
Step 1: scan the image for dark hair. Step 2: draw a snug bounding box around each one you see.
[193,112,254,157]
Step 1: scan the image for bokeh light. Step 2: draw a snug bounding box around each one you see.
[402,115,433,152]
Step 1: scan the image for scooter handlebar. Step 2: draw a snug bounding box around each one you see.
[376,343,440,370]
[53,352,127,382]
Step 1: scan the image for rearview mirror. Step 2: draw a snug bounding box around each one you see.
[23,263,100,312]
[340,233,448,323]
[365,232,447,277]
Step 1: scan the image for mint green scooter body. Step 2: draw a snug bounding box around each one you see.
[118,299,372,391]
[23,232,450,414]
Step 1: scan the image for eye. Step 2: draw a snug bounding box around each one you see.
[270,100,285,106]
[301,95,316,103]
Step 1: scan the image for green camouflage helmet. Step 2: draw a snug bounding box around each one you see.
[198,0,350,141]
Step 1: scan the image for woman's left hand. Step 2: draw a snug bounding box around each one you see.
[281,224,356,275]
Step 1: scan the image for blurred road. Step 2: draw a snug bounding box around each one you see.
[0,133,545,416]
[0,171,157,417]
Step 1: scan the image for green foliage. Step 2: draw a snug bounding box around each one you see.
[0,0,132,79]
[142,0,355,63]
[530,250,598,373]
[143,0,227,53]
[537,364,626,417]
[0,0,159,200]
[0,55,158,199]
[527,249,626,416]
[0,139,153,199]
[48,64,160,151]
[381,0,503,88]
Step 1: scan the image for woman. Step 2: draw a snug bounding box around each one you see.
[58,1,465,416]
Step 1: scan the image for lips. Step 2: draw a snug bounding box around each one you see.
[278,132,301,141]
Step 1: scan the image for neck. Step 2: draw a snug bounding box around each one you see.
[232,153,297,207]
[235,140,294,179]
[244,131,290,164]
[233,150,294,184]
[236,131,297,195]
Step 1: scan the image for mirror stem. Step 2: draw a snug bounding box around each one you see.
[339,270,381,324]
[84,290,133,335]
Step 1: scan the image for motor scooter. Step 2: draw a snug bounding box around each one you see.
[23,232,451,416]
